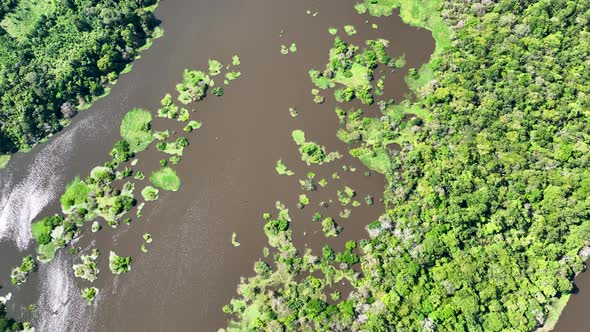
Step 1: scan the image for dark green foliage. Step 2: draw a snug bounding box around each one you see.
[212,87,224,96]
[0,303,20,332]
[110,140,133,162]
[0,0,159,153]
[299,143,326,164]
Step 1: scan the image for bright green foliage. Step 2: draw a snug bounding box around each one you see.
[60,177,90,212]
[120,109,154,153]
[292,130,340,165]
[225,71,241,82]
[0,155,10,169]
[81,287,98,305]
[337,186,356,205]
[275,159,294,176]
[109,251,131,275]
[150,167,181,191]
[141,186,159,202]
[184,120,202,133]
[232,55,241,66]
[73,249,100,282]
[344,25,357,36]
[321,217,340,237]
[231,232,240,247]
[291,130,306,145]
[310,37,394,105]
[208,59,223,76]
[0,0,159,154]
[298,194,310,206]
[176,69,211,104]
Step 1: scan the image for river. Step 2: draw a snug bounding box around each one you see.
[0,0,433,331]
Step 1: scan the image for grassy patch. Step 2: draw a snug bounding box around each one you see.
[292,130,306,145]
[0,155,10,169]
[539,294,571,332]
[141,186,159,201]
[150,167,180,191]
[121,108,154,153]
[352,147,391,174]
[60,177,90,212]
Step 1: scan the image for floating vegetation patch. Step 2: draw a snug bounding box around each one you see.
[231,232,240,247]
[291,130,341,165]
[81,287,98,305]
[276,159,294,176]
[280,43,298,55]
[73,249,100,282]
[184,120,202,133]
[208,59,223,76]
[176,69,211,104]
[120,108,154,153]
[10,256,35,285]
[109,251,131,275]
[343,24,357,36]
[150,167,181,191]
[141,186,159,202]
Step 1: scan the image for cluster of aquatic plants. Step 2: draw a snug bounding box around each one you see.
[81,287,99,305]
[291,130,341,165]
[141,186,160,202]
[120,109,155,153]
[223,202,367,331]
[309,36,403,105]
[337,186,356,206]
[176,69,211,104]
[10,256,35,286]
[280,43,298,55]
[150,167,181,191]
[8,57,242,312]
[109,251,131,275]
[275,159,294,176]
[73,249,100,282]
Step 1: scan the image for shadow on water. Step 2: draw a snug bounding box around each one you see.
[0,0,434,330]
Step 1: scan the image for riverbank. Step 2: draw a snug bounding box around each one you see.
[0,1,163,170]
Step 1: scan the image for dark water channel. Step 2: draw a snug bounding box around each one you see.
[0,0,434,331]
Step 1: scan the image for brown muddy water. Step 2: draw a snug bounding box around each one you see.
[553,270,590,332]
[0,0,434,331]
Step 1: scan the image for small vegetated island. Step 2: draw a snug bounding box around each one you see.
[5,56,241,319]
[0,0,162,166]
[222,1,590,332]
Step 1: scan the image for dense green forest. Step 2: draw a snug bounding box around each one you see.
[0,0,159,153]
[224,0,590,331]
